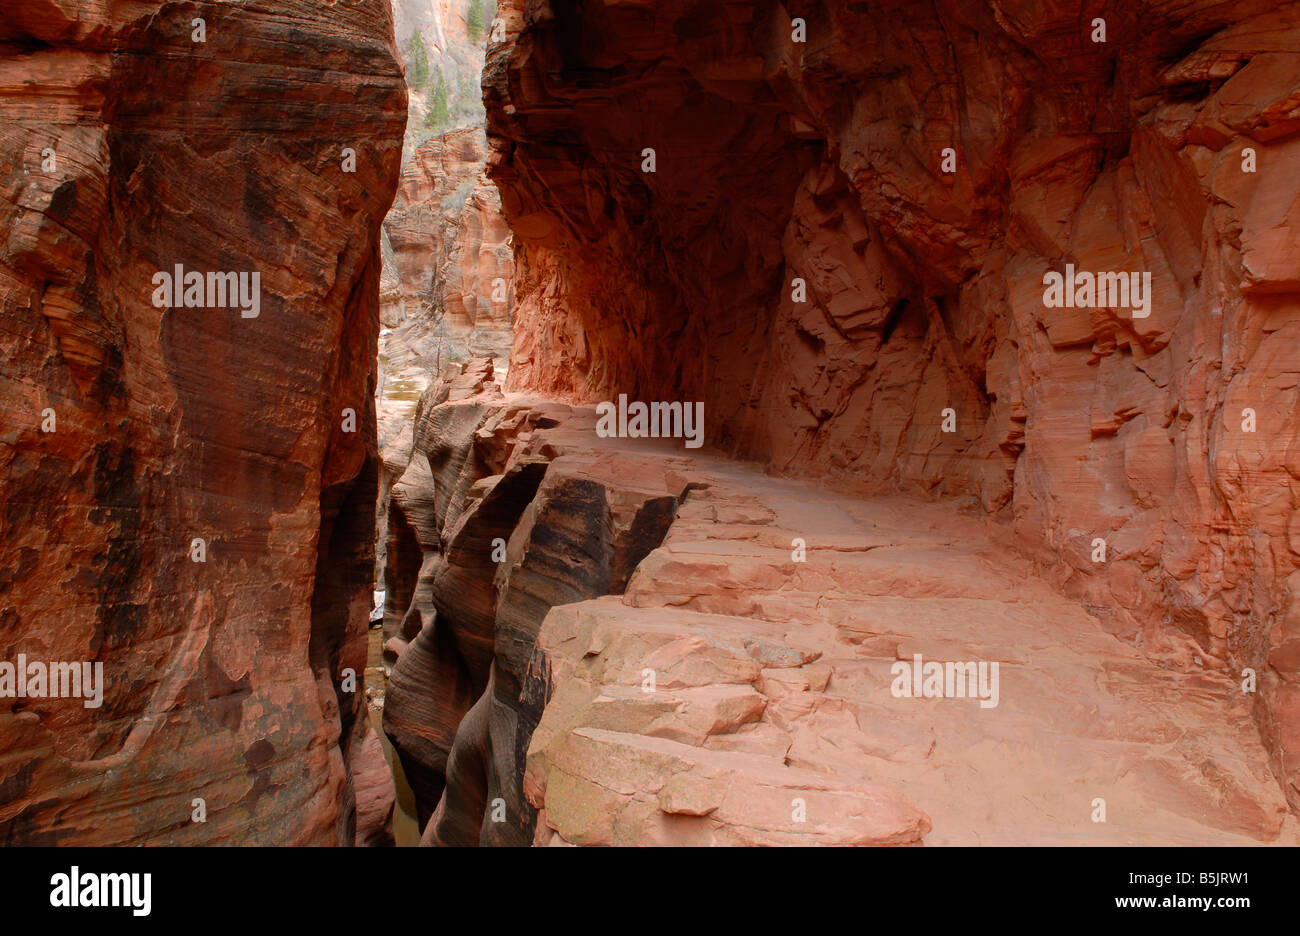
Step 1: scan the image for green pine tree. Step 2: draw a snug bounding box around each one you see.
[466,0,485,42]
[409,30,430,89]
[424,73,450,131]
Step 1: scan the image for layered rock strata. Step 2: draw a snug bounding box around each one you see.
[482,0,1300,811]
[0,0,405,844]
[381,360,682,841]
[382,378,1294,844]
[379,126,514,436]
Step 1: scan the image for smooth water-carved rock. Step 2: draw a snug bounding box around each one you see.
[380,363,693,842]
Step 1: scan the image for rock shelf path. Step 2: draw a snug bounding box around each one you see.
[525,441,1295,845]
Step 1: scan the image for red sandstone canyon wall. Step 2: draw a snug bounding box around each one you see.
[0,0,406,844]
[483,0,1300,809]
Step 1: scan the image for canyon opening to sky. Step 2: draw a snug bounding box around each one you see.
[1,0,1299,862]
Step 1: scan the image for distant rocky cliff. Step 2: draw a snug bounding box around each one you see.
[393,0,496,152]
[379,127,514,420]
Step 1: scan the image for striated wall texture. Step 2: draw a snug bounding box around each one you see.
[0,0,405,844]
[482,0,1300,811]
[380,127,514,390]
[378,361,664,843]
[382,377,1291,845]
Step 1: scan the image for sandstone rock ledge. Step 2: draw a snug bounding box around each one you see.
[482,0,1300,817]
[382,369,1295,846]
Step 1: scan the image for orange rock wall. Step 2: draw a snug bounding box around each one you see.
[484,0,1300,807]
[0,1,406,843]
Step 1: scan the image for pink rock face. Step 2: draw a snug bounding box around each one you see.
[0,1,405,843]
[484,0,1300,812]
[380,127,514,390]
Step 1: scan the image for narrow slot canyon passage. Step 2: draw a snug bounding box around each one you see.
[1,0,1297,853]
[367,1,1300,845]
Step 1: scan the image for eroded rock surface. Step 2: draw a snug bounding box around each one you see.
[379,126,514,437]
[380,360,686,841]
[483,0,1300,811]
[382,380,1295,844]
[0,0,405,844]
